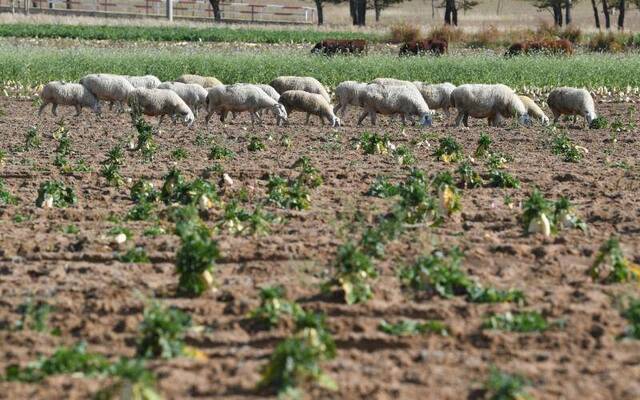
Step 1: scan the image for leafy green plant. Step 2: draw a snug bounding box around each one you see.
[474,132,492,158]
[456,161,483,188]
[521,189,554,236]
[95,358,161,400]
[266,175,311,210]
[589,116,608,129]
[400,247,470,298]
[248,136,266,152]
[325,243,378,305]
[14,299,52,332]
[433,172,462,216]
[357,131,392,155]
[53,128,71,170]
[393,145,416,165]
[366,176,398,198]
[136,301,191,359]
[35,180,76,208]
[245,206,274,236]
[483,311,549,332]
[552,132,583,162]
[378,319,448,336]
[171,147,188,160]
[485,152,512,169]
[621,297,640,340]
[489,170,521,188]
[117,247,151,263]
[143,225,166,237]
[108,226,132,240]
[126,201,155,221]
[175,219,220,297]
[395,169,441,225]
[132,113,157,162]
[259,312,337,398]
[553,197,586,231]
[101,162,125,187]
[589,236,639,283]
[105,145,125,166]
[292,156,323,188]
[61,224,79,234]
[433,136,464,163]
[217,200,250,235]
[208,143,235,160]
[24,126,41,150]
[5,342,110,382]
[248,286,301,329]
[484,367,532,400]
[130,179,158,203]
[467,286,525,304]
[0,178,18,205]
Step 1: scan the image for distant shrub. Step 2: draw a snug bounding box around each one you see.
[428,25,464,43]
[588,32,629,53]
[466,25,500,49]
[389,22,422,44]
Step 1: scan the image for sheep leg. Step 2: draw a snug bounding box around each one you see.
[159,115,164,126]
[205,111,213,125]
[400,114,407,126]
[51,104,58,116]
[74,105,82,116]
[38,102,49,116]
[454,111,464,127]
[552,111,560,124]
[253,112,263,124]
[370,111,377,126]
[305,113,311,125]
[444,107,450,119]
[462,114,469,127]
[319,115,325,126]
[357,110,368,126]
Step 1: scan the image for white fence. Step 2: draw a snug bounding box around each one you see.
[0,0,317,24]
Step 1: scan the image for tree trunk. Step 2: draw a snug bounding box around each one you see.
[553,3,562,26]
[602,0,610,29]
[315,0,323,25]
[208,0,221,21]
[452,3,457,25]
[374,0,381,21]
[432,0,435,18]
[591,0,600,29]
[617,0,624,30]
[66,0,72,9]
[564,0,571,25]
[350,0,357,24]
[356,0,366,25]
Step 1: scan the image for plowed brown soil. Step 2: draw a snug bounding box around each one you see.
[1,97,639,399]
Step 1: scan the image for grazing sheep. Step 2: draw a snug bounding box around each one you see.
[38,81,101,116]
[370,78,414,87]
[450,84,531,127]
[79,73,135,112]
[158,81,208,117]
[357,84,433,127]
[399,39,448,56]
[176,74,223,88]
[311,39,367,55]
[269,76,331,103]
[205,84,287,126]
[412,82,456,118]
[125,75,161,89]
[127,88,194,126]
[519,95,550,125]
[547,87,597,126]
[333,80,368,117]
[278,90,340,127]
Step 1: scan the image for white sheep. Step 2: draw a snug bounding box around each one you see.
[127,88,194,126]
[357,84,433,127]
[547,87,597,126]
[79,73,135,112]
[450,84,531,127]
[269,76,331,103]
[333,81,368,118]
[370,78,413,87]
[176,74,223,88]
[519,95,549,125]
[278,90,340,127]
[205,84,287,126]
[254,84,280,102]
[412,82,456,118]
[125,75,161,89]
[38,81,101,116]
[158,81,208,117]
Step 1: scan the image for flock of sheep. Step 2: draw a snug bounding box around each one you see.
[38,73,598,129]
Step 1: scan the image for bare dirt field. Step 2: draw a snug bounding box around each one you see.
[0,97,639,399]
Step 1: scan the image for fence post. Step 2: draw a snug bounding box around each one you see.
[24,0,29,15]
[166,0,173,21]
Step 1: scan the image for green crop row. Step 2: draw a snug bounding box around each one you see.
[1,44,640,89]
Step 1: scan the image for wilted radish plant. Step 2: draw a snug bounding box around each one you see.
[248,285,302,329]
[589,236,639,283]
[36,180,76,208]
[324,242,378,305]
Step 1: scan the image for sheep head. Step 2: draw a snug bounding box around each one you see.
[419,113,433,127]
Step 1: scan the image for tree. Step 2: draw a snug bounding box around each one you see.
[312,0,345,24]
[617,0,625,30]
[528,0,568,27]
[444,0,458,25]
[602,0,611,28]
[208,0,221,21]
[353,0,367,25]
[591,0,601,29]
[565,0,572,24]
[369,0,411,22]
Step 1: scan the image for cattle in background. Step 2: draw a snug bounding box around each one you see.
[506,39,573,56]
[311,39,368,56]
[399,39,448,56]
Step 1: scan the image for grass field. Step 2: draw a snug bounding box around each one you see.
[0,23,385,44]
[1,44,640,89]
